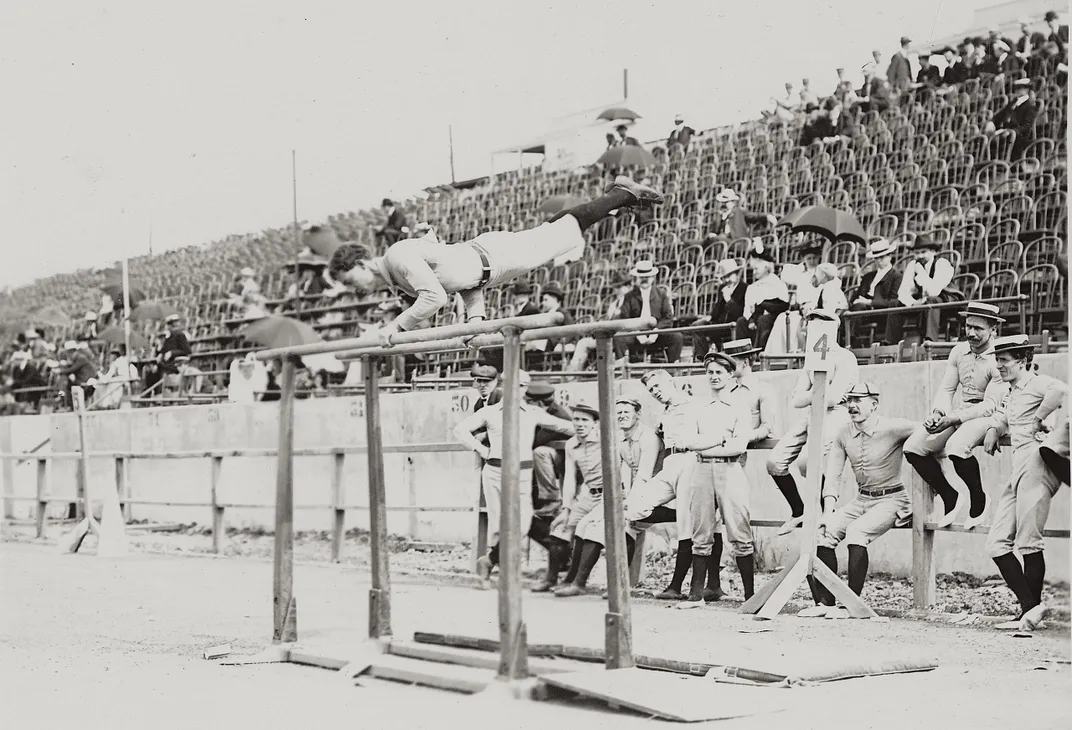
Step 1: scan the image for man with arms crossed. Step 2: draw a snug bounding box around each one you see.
[903,302,1004,529]
[453,370,575,589]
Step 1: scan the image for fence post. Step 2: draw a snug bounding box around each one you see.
[330,452,345,562]
[364,356,392,639]
[911,468,936,609]
[210,456,225,554]
[35,458,48,538]
[115,456,131,523]
[272,357,298,644]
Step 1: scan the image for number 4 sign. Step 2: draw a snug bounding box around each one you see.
[803,319,839,372]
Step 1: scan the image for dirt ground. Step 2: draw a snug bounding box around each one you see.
[2,537,1070,730]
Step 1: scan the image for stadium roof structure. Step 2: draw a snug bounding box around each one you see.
[922,0,1058,53]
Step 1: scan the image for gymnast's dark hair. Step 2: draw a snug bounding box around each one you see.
[1007,347,1040,372]
[328,243,373,280]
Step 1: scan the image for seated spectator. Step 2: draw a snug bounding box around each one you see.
[986,78,1038,162]
[567,274,632,371]
[799,101,839,147]
[1046,9,1068,51]
[848,238,904,345]
[375,198,407,246]
[982,40,1022,75]
[857,64,892,113]
[762,82,798,125]
[510,281,541,318]
[283,253,329,308]
[692,258,747,359]
[890,235,960,343]
[524,281,574,370]
[942,46,969,85]
[666,114,695,150]
[913,52,942,97]
[93,347,139,408]
[1014,18,1035,60]
[228,353,269,404]
[735,241,789,350]
[53,340,98,407]
[1027,37,1067,78]
[708,189,777,241]
[7,349,46,409]
[614,123,640,147]
[796,262,849,350]
[616,261,683,364]
[229,267,268,320]
[887,36,913,93]
[80,312,98,342]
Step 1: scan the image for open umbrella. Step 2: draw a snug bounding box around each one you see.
[786,206,867,244]
[305,227,344,258]
[776,205,814,229]
[101,280,147,305]
[130,301,178,322]
[538,195,585,214]
[283,251,329,271]
[596,146,658,168]
[98,326,148,350]
[597,107,641,122]
[242,315,322,349]
[30,305,70,328]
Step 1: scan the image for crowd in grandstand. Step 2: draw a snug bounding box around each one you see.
[1,17,1068,412]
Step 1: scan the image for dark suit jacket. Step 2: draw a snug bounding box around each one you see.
[667,126,695,149]
[993,98,1038,137]
[709,207,769,240]
[887,53,912,90]
[916,66,941,86]
[620,286,674,328]
[850,268,903,308]
[943,61,970,85]
[617,137,640,147]
[57,353,97,385]
[860,78,891,112]
[532,401,571,449]
[378,208,407,245]
[516,301,540,317]
[710,280,747,325]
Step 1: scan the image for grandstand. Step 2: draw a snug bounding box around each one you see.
[0,24,1066,409]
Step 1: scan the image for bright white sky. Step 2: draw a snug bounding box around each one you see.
[1,0,996,288]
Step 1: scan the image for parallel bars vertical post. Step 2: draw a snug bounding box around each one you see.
[497,325,528,680]
[364,356,392,639]
[596,334,634,669]
[272,357,298,644]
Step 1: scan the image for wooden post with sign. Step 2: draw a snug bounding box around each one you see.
[740,318,876,619]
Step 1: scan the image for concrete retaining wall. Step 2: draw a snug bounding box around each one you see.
[2,355,1068,582]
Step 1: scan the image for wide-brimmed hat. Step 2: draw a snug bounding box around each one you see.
[866,238,898,258]
[571,402,600,420]
[541,281,566,300]
[293,251,328,270]
[629,260,658,278]
[718,259,741,276]
[993,334,1036,355]
[511,281,533,296]
[958,301,1006,324]
[722,338,762,358]
[911,235,942,252]
[715,188,740,203]
[164,313,181,324]
[846,381,881,398]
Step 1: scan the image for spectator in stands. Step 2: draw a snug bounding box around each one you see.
[376,198,407,246]
[692,259,747,359]
[871,49,884,75]
[982,40,1023,75]
[26,329,48,360]
[510,281,540,318]
[799,101,838,147]
[229,267,268,320]
[1027,36,1063,78]
[891,235,959,343]
[987,78,1038,163]
[283,254,329,309]
[796,262,848,350]
[524,281,574,369]
[618,260,683,364]
[614,123,640,147]
[605,133,616,150]
[80,312,98,342]
[666,114,695,151]
[831,68,847,97]
[93,347,138,408]
[942,46,969,85]
[857,64,892,113]
[736,241,789,350]
[228,353,269,404]
[848,239,903,344]
[157,313,192,396]
[913,53,942,97]
[566,274,632,371]
[54,340,97,406]
[887,37,913,92]
[8,350,46,409]
[763,82,798,124]
[708,189,777,241]
[799,78,817,107]
[1015,18,1036,59]
[1046,10,1068,50]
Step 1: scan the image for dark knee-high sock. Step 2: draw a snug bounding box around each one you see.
[706,534,724,592]
[847,545,869,596]
[809,546,837,606]
[488,544,500,567]
[626,534,637,565]
[562,537,584,584]
[772,473,804,517]
[949,455,985,517]
[993,553,1036,614]
[1022,551,1046,607]
[735,555,756,599]
[669,539,693,592]
[687,554,708,600]
[547,536,571,579]
[572,540,603,588]
[548,188,636,231]
[905,452,958,512]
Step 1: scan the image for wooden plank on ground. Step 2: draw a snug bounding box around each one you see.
[412,632,563,657]
[389,640,589,675]
[367,655,494,694]
[540,668,785,723]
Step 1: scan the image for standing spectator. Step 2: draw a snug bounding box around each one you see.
[8,350,46,409]
[618,260,683,364]
[692,259,747,358]
[376,198,407,246]
[227,353,269,404]
[735,241,790,350]
[943,46,969,85]
[798,77,818,107]
[982,40,1023,75]
[892,235,959,343]
[614,123,640,147]
[708,189,777,241]
[914,53,942,97]
[1046,10,1068,51]
[848,239,904,344]
[887,37,913,92]
[80,312,98,342]
[831,68,847,97]
[987,78,1038,163]
[857,64,892,113]
[666,114,696,151]
[763,82,798,124]
[1015,17,1034,59]
[54,340,97,406]
[871,49,884,75]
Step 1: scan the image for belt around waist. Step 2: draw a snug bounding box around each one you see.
[697,454,743,464]
[486,459,533,469]
[859,485,905,498]
[661,447,690,459]
[588,487,604,496]
[962,397,984,405]
[469,244,493,287]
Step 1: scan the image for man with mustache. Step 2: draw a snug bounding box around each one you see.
[903,302,1004,530]
[799,382,917,618]
[982,335,1067,632]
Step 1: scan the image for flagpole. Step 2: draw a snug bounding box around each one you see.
[292,150,302,314]
[122,244,132,395]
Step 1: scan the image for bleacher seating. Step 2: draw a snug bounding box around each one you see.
[1,56,1067,389]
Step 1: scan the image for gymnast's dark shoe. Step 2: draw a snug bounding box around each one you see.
[610,175,664,205]
[655,588,685,600]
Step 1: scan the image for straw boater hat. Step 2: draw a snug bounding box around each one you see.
[630,260,658,278]
[845,382,881,398]
[718,259,741,276]
[715,188,740,203]
[866,238,898,259]
[722,338,762,358]
[992,334,1036,355]
[958,302,1005,324]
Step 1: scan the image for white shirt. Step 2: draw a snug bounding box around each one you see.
[639,285,653,320]
[743,273,790,319]
[867,266,891,297]
[898,257,955,305]
[229,360,268,404]
[809,278,848,313]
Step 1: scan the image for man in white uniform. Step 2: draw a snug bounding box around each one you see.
[766,309,859,535]
[328,177,663,343]
[453,370,575,588]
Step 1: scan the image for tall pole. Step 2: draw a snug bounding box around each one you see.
[364,356,392,638]
[449,125,456,184]
[291,150,303,314]
[122,246,132,394]
[623,68,628,100]
[273,357,298,643]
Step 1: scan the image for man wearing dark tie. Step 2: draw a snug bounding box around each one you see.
[987,78,1038,160]
[848,238,904,344]
[692,258,747,358]
[618,260,683,363]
